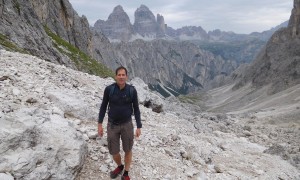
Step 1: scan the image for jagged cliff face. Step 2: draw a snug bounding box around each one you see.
[289,0,300,37]
[0,0,70,64]
[94,5,133,42]
[156,14,166,38]
[94,5,169,41]
[93,39,236,96]
[234,0,300,94]
[30,0,93,55]
[0,0,98,64]
[0,0,113,77]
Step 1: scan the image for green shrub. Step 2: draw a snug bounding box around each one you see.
[0,33,27,53]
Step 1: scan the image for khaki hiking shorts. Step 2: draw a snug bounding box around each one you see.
[107,120,134,155]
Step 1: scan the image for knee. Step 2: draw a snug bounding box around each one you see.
[125,151,132,156]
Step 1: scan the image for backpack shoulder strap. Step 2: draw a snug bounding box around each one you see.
[109,83,116,99]
[108,83,116,111]
[128,85,135,101]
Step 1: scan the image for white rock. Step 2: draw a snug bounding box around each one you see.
[99,165,109,173]
[12,88,20,96]
[87,131,98,139]
[91,156,98,161]
[51,106,64,117]
[83,134,89,141]
[0,173,14,180]
[100,147,108,153]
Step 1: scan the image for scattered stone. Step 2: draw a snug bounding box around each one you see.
[263,144,285,155]
[214,164,224,173]
[83,134,89,141]
[91,156,98,161]
[12,88,20,96]
[26,97,38,104]
[87,131,98,139]
[99,165,108,173]
[0,76,9,81]
[1,50,299,180]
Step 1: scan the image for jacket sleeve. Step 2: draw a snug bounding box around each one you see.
[98,86,110,123]
[132,87,142,128]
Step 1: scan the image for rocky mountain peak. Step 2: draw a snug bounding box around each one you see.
[137,4,152,12]
[289,0,300,37]
[112,5,124,13]
[133,4,157,37]
[94,5,133,42]
[156,14,166,37]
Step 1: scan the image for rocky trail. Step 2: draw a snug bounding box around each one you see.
[0,50,299,180]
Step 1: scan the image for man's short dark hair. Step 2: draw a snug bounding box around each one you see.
[115,66,128,75]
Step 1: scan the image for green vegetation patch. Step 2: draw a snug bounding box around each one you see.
[44,26,114,78]
[0,33,27,53]
[12,0,21,15]
[178,92,207,105]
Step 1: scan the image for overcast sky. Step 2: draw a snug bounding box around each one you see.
[68,0,293,34]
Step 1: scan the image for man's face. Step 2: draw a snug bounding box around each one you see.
[115,69,128,86]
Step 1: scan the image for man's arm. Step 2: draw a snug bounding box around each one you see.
[98,87,109,137]
[98,86,109,123]
[132,88,142,129]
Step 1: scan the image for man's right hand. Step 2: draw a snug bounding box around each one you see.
[98,123,103,137]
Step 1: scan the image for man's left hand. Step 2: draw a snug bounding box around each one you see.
[135,128,141,138]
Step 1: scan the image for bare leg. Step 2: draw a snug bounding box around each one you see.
[124,150,132,171]
[112,153,122,166]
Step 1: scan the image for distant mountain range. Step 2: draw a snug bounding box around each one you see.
[93,4,288,67]
[93,4,288,43]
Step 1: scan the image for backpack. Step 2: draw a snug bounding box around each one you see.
[108,84,135,121]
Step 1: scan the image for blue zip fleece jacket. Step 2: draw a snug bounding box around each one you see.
[98,83,142,128]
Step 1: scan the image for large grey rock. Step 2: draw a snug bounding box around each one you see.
[0,108,87,180]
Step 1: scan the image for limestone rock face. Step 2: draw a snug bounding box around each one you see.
[96,39,236,96]
[289,0,300,37]
[0,0,70,64]
[30,0,93,55]
[156,14,166,38]
[133,5,157,38]
[0,0,107,68]
[94,5,134,42]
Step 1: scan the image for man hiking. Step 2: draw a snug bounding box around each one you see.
[98,66,142,180]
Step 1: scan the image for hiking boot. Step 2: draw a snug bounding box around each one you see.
[121,175,130,180]
[110,166,123,178]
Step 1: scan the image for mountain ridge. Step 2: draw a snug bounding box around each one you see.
[93,4,288,43]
